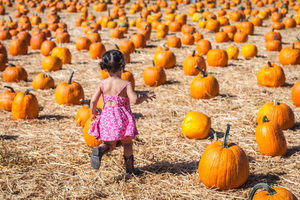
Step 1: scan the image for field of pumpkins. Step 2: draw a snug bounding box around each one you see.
[0,0,299,198]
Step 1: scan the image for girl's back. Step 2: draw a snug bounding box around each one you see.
[102,77,129,98]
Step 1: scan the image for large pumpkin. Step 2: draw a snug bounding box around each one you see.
[291,80,300,107]
[83,118,102,147]
[55,71,84,105]
[51,46,72,64]
[0,86,18,111]
[11,89,39,120]
[256,116,287,156]
[249,183,298,200]
[198,124,249,190]
[257,62,285,87]
[257,100,295,130]
[153,45,176,69]
[183,51,206,75]
[182,112,211,139]
[190,68,219,99]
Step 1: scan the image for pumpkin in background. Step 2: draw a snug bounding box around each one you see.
[55,71,84,105]
[30,31,46,50]
[257,100,295,130]
[183,51,206,75]
[233,31,248,43]
[76,100,92,127]
[291,80,300,107]
[83,118,102,147]
[0,86,19,111]
[198,124,249,190]
[248,183,298,200]
[121,70,135,89]
[0,53,7,71]
[130,33,146,49]
[9,37,28,56]
[119,40,135,54]
[166,36,182,48]
[256,116,287,156]
[154,45,176,69]
[11,89,39,120]
[143,61,166,87]
[279,45,300,65]
[207,48,228,67]
[3,64,28,82]
[75,37,91,51]
[182,112,211,139]
[89,41,106,59]
[242,44,258,59]
[226,45,239,60]
[42,56,63,71]
[51,46,72,64]
[40,40,56,56]
[266,39,282,51]
[196,39,211,55]
[190,68,219,99]
[32,73,55,90]
[257,62,285,87]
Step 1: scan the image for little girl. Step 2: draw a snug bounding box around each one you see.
[88,50,155,174]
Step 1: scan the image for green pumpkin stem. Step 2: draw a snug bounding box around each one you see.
[273,100,280,106]
[24,88,34,95]
[4,86,15,93]
[152,60,155,67]
[222,124,231,148]
[262,115,269,123]
[80,99,90,106]
[115,44,120,50]
[68,71,74,85]
[195,66,207,77]
[248,183,277,200]
[267,61,272,68]
[6,63,16,67]
[192,50,195,57]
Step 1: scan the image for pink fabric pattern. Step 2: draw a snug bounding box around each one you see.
[88,82,138,141]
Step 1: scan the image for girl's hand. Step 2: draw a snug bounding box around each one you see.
[141,94,156,103]
[92,114,97,120]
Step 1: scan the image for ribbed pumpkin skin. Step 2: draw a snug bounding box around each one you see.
[143,66,166,87]
[0,89,18,111]
[257,102,295,130]
[255,120,287,156]
[11,91,39,120]
[252,188,298,200]
[182,112,211,139]
[83,118,102,147]
[198,141,249,190]
[190,74,219,99]
[55,81,84,105]
[257,63,285,87]
[291,80,300,107]
[183,53,206,76]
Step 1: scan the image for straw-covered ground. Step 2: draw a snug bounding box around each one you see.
[0,1,299,199]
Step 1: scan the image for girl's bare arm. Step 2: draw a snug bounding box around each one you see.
[90,83,102,118]
[127,83,155,105]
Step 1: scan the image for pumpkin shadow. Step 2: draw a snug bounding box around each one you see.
[227,63,238,67]
[283,82,294,88]
[281,42,291,45]
[136,90,150,95]
[283,145,300,158]
[129,61,142,64]
[243,172,286,189]
[174,64,183,69]
[219,93,236,98]
[252,33,264,36]
[291,122,300,131]
[146,44,157,48]
[256,55,267,58]
[27,51,41,55]
[37,114,69,120]
[165,80,180,85]
[139,160,198,175]
[133,113,143,119]
[0,135,18,140]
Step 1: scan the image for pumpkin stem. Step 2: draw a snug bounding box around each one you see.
[43,74,50,78]
[296,35,300,42]
[6,63,16,67]
[80,99,90,106]
[8,16,12,22]
[195,66,207,77]
[267,61,272,68]
[68,71,74,85]
[152,60,155,67]
[273,100,280,106]
[24,88,34,95]
[262,115,269,123]
[292,43,295,49]
[248,183,277,200]
[115,44,120,49]
[192,50,195,57]
[222,124,231,148]
[4,86,15,93]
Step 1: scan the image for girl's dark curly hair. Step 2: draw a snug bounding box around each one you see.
[99,50,125,73]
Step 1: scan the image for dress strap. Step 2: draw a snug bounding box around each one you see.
[101,81,104,94]
[116,82,131,96]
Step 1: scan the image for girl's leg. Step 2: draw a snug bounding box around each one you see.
[121,137,141,175]
[90,141,116,170]
[121,137,133,157]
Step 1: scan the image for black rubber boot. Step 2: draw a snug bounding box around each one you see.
[123,155,143,175]
[90,144,109,170]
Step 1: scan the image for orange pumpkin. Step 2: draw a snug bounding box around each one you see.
[279,45,300,65]
[257,62,285,87]
[154,45,176,69]
[32,73,55,90]
[207,48,228,67]
[183,51,206,76]
[291,80,300,107]
[0,86,19,111]
[182,112,211,139]
[143,62,166,86]
[83,118,102,147]
[196,39,211,55]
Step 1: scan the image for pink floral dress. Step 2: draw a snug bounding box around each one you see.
[88,82,138,141]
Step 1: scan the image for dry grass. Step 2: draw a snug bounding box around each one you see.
[0,1,300,199]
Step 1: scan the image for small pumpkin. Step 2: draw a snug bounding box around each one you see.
[3,64,28,82]
[226,46,239,60]
[190,68,219,99]
[89,41,106,59]
[42,56,63,71]
[182,112,211,139]
[119,40,135,54]
[11,88,39,120]
[166,36,182,48]
[207,48,228,67]
[154,45,176,69]
[198,124,249,190]
[51,46,72,64]
[76,100,92,127]
[233,31,248,43]
[40,40,56,56]
[291,80,300,107]
[75,37,91,51]
[257,62,285,87]
[256,116,287,156]
[279,44,300,65]
[55,71,85,105]
[9,37,28,56]
[32,73,55,90]
[0,86,19,111]
[83,118,102,147]
[242,44,258,59]
[182,33,195,45]
[130,33,146,49]
[196,39,211,55]
[30,31,46,50]
[143,61,166,86]
[248,183,298,200]
[183,51,206,75]
[215,31,230,43]
[257,100,295,130]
